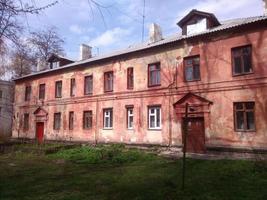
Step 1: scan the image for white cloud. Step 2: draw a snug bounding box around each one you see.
[69,25,83,34]
[89,27,132,47]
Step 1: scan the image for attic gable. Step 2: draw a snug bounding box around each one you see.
[177,9,221,35]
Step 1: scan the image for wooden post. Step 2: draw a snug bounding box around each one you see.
[182,103,189,191]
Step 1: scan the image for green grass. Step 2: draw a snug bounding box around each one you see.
[0,145,266,200]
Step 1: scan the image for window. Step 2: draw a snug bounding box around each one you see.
[23,113,29,130]
[148,106,161,129]
[53,113,61,130]
[126,106,134,129]
[234,102,255,131]
[127,67,134,89]
[84,75,93,95]
[39,84,45,100]
[104,71,113,92]
[69,111,74,130]
[232,45,252,75]
[184,56,200,81]
[0,90,2,99]
[83,111,92,129]
[103,108,113,129]
[70,78,76,97]
[25,86,31,101]
[148,63,161,86]
[55,81,62,98]
[50,61,59,69]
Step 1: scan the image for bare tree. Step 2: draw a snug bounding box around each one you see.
[7,27,65,77]
[29,26,64,62]
[8,39,35,77]
[0,0,58,43]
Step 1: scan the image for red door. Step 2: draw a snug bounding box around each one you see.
[183,118,206,153]
[36,122,44,143]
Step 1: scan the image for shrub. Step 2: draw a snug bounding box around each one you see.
[49,144,156,164]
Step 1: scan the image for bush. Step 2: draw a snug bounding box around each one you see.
[49,144,156,164]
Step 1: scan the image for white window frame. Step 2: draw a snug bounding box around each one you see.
[127,107,134,129]
[103,108,113,129]
[148,106,161,129]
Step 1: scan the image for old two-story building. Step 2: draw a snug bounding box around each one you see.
[0,80,14,138]
[12,8,267,153]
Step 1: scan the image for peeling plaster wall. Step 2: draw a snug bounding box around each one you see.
[12,27,267,149]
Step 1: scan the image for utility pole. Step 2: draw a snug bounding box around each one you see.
[182,103,189,191]
[142,0,146,42]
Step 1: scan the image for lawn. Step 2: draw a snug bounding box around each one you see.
[0,144,266,200]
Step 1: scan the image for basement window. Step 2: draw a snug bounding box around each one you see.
[148,63,161,87]
[184,56,200,81]
[53,112,61,130]
[104,71,113,92]
[103,108,113,129]
[55,81,62,98]
[232,45,253,76]
[148,106,161,129]
[84,75,93,95]
[39,84,45,100]
[234,102,255,131]
[83,111,92,129]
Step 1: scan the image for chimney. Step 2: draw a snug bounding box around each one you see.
[80,44,92,60]
[263,0,267,15]
[149,23,163,43]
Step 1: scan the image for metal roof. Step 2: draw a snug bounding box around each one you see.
[14,15,267,81]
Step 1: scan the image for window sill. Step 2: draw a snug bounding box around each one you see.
[184,79,201,82]
[104,90,113,93]
[148,84,161,88]
[103,128,113,130]
[84,93,93,96]
[232,72,254,77]
[234,129,256,133]
[148,128,162,131]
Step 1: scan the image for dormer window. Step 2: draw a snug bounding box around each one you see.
[50,61,59,69]
[177,9,220,36]
[187,18,207,35]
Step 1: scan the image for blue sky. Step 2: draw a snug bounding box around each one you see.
[23,0,264,60]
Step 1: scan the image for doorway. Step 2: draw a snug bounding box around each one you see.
[183,117,205,153]
[36,122,44,143]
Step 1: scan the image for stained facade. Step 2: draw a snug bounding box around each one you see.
[12,10,267,152]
